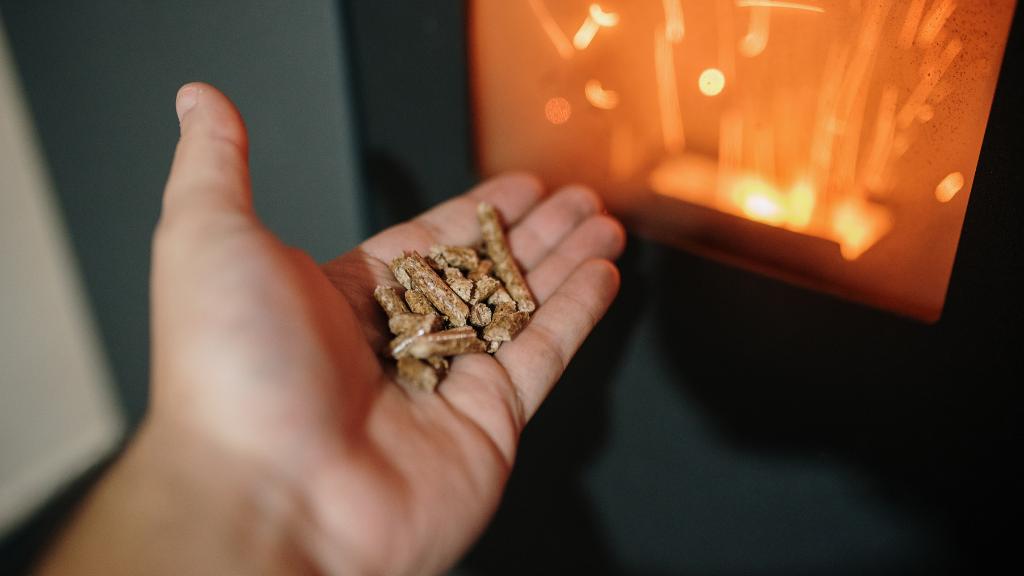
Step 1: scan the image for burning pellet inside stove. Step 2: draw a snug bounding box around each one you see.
[470,0,1016,321]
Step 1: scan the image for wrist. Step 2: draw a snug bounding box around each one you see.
[40,417,321,576]
[136,417,321,574]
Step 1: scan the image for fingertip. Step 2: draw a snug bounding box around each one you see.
[163,82,253,222]
[584,258,622,300]
[501,171,546,195]
[174,82,248,153]
[475,172,547,206]
[558,184,604,214]
[175,83,200,123]
[594,214,627,260]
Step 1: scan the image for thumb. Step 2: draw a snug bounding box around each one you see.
[161,83,253,225]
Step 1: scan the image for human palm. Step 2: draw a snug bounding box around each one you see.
[142,84,625,575]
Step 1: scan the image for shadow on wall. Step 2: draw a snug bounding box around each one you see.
[459,239,647,576]
[650,244,1022,573]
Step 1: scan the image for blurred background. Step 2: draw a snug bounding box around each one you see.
[1,2,1021,574]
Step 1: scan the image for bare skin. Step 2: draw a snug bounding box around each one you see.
[36,83,625,576]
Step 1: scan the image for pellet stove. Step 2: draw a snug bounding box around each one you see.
[345,1,1023,572]
[471,0,1016,321]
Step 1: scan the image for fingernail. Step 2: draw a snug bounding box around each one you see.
[176,85,199,123]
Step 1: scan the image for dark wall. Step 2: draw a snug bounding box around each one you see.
[1,0,363,427]
[346,2,1023,574]
[0,2,363,570]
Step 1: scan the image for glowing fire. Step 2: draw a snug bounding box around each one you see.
[641,0,971,260]
[472,0,1015,319]
[525,0,981,260]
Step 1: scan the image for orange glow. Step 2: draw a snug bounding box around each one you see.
[527,0,574,60]
[654,30,685,153]
[936,172,965,203]
[898,0,928,50]
[863,86,899,192]
[544,97,572,125]
[573,4,619,51]
[787,181,815,229]
[734,179,788,225]
[716,0,738,80]
[584,79,620,110]
[662,0,686,43]
[833,201,893,261]
[472,0,1016,320]
[897,37,962,129]
[589,3,619,27]
[728,177,817,230]
[609,122,635,182]
[736,1,825,13]
[917,0,957,47]
[699,68,726,96]
[739,7,771,57]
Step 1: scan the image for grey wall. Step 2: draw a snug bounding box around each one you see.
[0,20,122,537]
[1,1,363,426]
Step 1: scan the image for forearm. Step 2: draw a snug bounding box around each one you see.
[36,420,317,576]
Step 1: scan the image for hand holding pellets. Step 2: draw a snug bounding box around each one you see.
[374,203,537,391]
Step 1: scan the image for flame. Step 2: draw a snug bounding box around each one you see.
[729,177,816,229]
[787,181,816,229]
[743,194,787,224]
[833,200,893,261]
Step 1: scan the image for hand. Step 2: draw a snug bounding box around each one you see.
[39,83,625,576]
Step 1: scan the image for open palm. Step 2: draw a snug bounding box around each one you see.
[143,84,625,575]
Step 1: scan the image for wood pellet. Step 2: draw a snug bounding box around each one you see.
[374,203,534,391]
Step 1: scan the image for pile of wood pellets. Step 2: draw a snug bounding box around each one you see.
[373,203,536,391]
